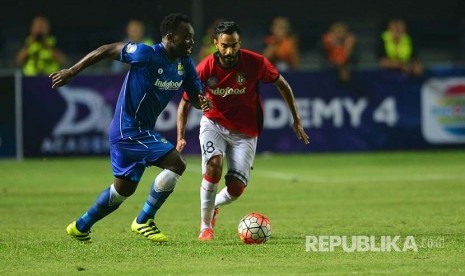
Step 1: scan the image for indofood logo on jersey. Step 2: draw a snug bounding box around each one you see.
[209,86,246,97]
[154,79,183,90]
[422,77,465,143]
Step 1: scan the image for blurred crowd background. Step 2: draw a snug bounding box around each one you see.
[1,0,464,74]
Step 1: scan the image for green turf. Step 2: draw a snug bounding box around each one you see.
[1,150,464,275]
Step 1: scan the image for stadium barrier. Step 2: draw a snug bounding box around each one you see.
[1,68,465,158]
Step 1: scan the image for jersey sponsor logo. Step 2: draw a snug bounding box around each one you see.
[209,86,246,97]
[154,78,183,90]
[158,68,163,74]
[126,43,137,53]
[236,73,246,85]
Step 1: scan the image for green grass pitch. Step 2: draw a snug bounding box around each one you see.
[1,150,464,274]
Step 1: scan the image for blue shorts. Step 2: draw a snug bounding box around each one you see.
[110,132,174,183]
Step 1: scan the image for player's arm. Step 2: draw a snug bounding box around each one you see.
[274,75,310,144]
[50,42,124,88]
[176,93,210,153]
[176,96,191,153]
[183,59,212,111]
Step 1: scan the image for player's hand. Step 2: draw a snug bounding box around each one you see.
[198,94,211,112]
[49,69,73,88]
[292,119,310,144]
[176,138,187,153]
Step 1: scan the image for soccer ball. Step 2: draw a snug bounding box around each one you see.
[237,212,272,244]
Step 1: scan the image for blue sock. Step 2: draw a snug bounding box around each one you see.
[76,184,126,232]
[136,187,172,223]
[136,170,179,224]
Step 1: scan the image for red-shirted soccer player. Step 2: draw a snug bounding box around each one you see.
[176,21,309,241]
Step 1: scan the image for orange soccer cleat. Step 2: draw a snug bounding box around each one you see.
[198,228,214,241]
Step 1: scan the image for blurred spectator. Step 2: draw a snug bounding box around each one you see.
[15,15,66,76]
[377,19,423,76]
[197,18,222,61]
[262,16,300,72]
[321,21,357,82]
[111,19,154,73]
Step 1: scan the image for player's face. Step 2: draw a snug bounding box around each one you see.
[215,32,241,68]
[171,22,195,57]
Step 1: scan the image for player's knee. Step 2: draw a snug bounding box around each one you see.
[155,169,181,191]
[225,177,245,197]
[206,155,223,180]
[176,157,187,175]
[165,155,186,175]
[227,183,245,197]
[114,177,139,197]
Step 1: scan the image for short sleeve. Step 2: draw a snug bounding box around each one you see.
[182,57,204,99]
[120,42,152,66]
[182,91,190,102]
[260,56,280,83]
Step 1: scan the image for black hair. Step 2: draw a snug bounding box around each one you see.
[215,21,241,37]
[160,13,191,36]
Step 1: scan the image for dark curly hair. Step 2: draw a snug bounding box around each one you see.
[215,21,241,37]
[160,13,191,36]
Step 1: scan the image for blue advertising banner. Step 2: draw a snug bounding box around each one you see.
[0,76,16,157]
[259,70,426,152]
[21,69,465,156]
[257,69,465,152]
[22,75,123,156]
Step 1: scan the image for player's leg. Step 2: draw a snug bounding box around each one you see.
[198,117,227,240]
[67,142,143,242]
[135,148,185,225]
[215,175,245,205]
[79,178,137,231]
[67,180,131,242]
[215,134,257,207]
[69,177,136,235]
[202,155,223,228]
[132,133,184,242]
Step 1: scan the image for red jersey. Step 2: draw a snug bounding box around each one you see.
[185,49,279,137]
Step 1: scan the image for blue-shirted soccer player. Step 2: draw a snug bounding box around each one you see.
[50,13,210,243]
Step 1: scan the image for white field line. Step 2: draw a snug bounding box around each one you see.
[250,170,463,183]
[185,166,464,183]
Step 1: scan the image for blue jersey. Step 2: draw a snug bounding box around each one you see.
[109,42,203,142]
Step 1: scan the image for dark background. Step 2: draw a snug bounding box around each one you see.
[1,0,464,71]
